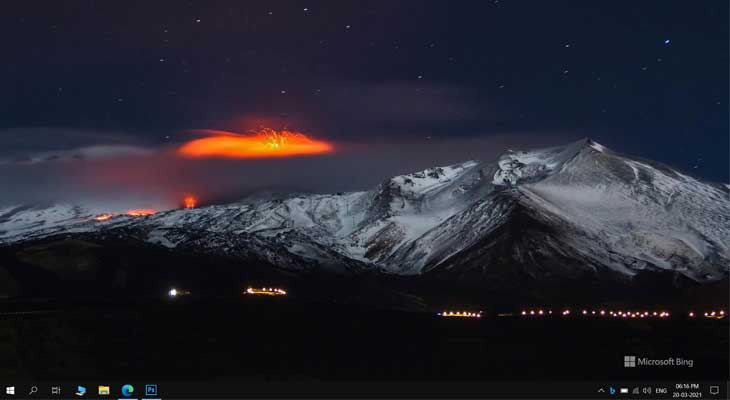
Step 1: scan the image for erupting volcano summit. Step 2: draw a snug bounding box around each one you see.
[177,128,334,159]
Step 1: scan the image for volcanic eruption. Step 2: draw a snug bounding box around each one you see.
[177,128,334,159]
[184,196,197,209]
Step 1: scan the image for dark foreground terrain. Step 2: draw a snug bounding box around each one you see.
[0,297,727,381]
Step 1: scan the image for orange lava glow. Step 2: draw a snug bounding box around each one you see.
[94,213,114,222]
[177,128,334,159]
[184,196,197,209]
[126,209,156,217]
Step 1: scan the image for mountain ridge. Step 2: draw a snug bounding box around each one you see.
[1,138,728,287]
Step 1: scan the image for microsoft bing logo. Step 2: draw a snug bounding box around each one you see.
[624,355,636,368]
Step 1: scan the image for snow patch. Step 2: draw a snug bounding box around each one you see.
[590,141,606,152]
[147,229,178,248]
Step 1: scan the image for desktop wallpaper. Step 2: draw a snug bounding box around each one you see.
[0,0,727,385]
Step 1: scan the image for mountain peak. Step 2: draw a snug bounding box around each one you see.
[577,137,609,153]
[556,137,610,155]
[501,138,608,158]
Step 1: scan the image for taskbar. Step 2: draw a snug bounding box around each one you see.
[0,381,727,399]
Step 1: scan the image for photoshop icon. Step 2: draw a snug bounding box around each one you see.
[624,356,636,368]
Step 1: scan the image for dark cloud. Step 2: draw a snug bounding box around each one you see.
[0,127,155,156]
[311,82,482,137]
[0,144,155,165]
[187,80,485,141]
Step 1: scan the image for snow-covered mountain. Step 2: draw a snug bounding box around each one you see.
[1,139,728,284]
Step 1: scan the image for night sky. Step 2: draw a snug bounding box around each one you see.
[1,1,727,209]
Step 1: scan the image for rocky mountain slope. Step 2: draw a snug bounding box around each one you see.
[1,139,728,286]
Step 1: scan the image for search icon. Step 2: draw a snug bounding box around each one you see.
[28,386,38,395]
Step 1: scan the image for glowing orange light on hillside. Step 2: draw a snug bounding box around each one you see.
[178,128,334,159]
[438,310,482,318]
[126,209,156,217]
[94,213,114,222]
[244,287,287,296]
[184,196,197,209]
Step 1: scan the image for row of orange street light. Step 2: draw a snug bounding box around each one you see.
[437,311,482,318]
[244,287,287,296]
[519,309,672,319]
[495,308,727,320]
[162,285,726,320]
[692,310,726,319]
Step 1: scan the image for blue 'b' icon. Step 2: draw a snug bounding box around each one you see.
[609,387,616,395]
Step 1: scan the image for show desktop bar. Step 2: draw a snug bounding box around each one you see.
[0,381,728,399]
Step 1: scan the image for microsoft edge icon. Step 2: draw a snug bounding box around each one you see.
[145,384,158,396]
[121,384,134,397]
